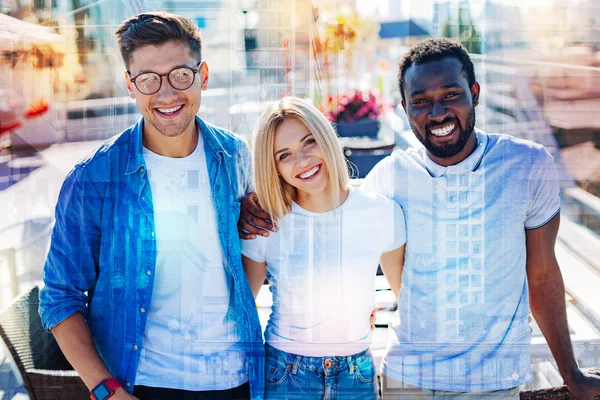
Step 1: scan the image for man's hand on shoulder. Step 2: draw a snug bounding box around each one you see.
[565,368,600,400]
[238,192,278,239]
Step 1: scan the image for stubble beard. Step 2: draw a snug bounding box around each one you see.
[146,102,195,138]
[411,109,476,159]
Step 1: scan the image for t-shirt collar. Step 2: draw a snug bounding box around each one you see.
[422,130,488,177]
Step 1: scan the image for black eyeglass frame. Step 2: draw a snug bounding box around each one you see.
[127,61,203,95]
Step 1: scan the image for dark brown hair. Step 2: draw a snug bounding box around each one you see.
[115,12,202,68]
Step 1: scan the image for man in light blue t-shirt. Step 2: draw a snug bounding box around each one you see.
[360,37,600,400]
[239,38,600,400]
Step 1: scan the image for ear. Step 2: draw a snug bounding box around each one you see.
[471,81,480,107]
[401,98,407,113]
[125,72,135,99]
[199,61,209,90]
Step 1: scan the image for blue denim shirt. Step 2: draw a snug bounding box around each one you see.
[39,116,264,399]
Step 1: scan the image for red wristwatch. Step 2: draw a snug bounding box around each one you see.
[90,378,122,400]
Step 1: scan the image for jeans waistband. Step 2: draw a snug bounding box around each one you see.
[265,343,371,374]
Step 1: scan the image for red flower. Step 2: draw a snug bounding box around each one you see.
[320,90,386,123]
[0,121,22,135]
[24,100,49,119]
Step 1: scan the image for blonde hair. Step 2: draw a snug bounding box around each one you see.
[252,96,350,220]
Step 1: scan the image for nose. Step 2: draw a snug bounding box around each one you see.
[428,101,449,122]
[155,75,178,102]
[295,148,312,168]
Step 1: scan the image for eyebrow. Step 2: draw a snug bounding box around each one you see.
[408,83,464,99]
[274,133,313,156]
[133,63,196,76]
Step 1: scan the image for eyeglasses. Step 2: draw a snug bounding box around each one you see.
[128,62,201,95]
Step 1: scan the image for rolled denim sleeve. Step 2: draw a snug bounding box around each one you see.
[236,138,255,196]
[39,163,103,331]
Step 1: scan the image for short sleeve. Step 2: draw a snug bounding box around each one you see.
[241,235,268,263]
[361,154,395,199]
[380,198,407,252]
[525,149,561,229]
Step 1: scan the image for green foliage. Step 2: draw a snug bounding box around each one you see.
[440,7,482,54]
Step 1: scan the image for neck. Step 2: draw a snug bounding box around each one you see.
[428,130,478,167]
[296,186,350,213]
[142,120,199,158]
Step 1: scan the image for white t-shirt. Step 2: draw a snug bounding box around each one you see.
[362,130,561,392]
[242,187,406,357]
[135,134,247,391]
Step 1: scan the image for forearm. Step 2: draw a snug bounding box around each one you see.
[380,262,401,298]
[51,312,113,390]
[380,246,405,298]
[242,256,267,298]
[248,274,264,299]
[529,266,578,382]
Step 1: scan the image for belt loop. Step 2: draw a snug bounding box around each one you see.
[291,355,302,375]
[347,356,354,374]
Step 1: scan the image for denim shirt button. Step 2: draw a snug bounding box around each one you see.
[146,269,152,275]
[140,167,145,173]
[140,307,146,313]
[132,344,138,350]
[151,231,155,237]
[126,382,131,387]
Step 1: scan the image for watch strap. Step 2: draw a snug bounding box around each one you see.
[104,378,122,391]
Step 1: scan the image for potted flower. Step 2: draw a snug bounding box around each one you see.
[323,90,382,138]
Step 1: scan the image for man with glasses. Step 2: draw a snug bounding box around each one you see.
[39,12,263,400]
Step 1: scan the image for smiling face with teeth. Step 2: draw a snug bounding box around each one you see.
[401,57,480,166]
[273,117,332,209]
[126,41,208,155]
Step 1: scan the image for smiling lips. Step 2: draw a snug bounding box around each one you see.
[296,164,321,180]
[155,104,183,116]
[430,122,456,137]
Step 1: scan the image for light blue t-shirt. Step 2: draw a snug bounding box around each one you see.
[362,130,561,392]
[135,134,248,391]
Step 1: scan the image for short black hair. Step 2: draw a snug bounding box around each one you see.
[398,38,476,101]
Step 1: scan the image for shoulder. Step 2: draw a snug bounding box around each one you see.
[202,121,250,153]
[69,126,133,179]
[485,132,552,163]
[365,148,412,179]
[365,147,427,184]
[80,129,130,165]
[354,187,395,206]
[348,189,404,245]
[389,147,420,164]
[387,146,429,171]
[350,188,400,219]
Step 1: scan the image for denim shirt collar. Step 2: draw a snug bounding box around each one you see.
[125,116,230,175]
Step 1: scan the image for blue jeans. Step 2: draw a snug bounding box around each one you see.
[264,343,377,400]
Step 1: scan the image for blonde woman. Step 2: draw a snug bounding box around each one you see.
[242,96,406,399]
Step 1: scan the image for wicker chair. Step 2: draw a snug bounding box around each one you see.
[0,285,89,400]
